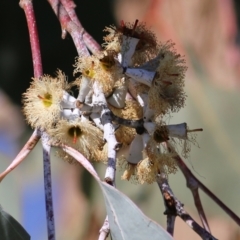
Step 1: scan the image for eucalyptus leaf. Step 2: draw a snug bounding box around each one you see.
[0,206,30,240]
[64,146,174,240]
[100,182,174,240]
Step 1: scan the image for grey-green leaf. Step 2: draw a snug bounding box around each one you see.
[100,182,174,240]
[64,146,174,240]
[0,206,30,240]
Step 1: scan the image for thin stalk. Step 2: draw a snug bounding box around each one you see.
[166,215,175,236]
[156,174,217,240]
[19,1,56,238]
[19,0,42,78]
[42,132,55,240]
[167,142,240,227]
[59,0,101,54]
[0,129,40,182]
[98,216,110,240]
[48,0,89,56]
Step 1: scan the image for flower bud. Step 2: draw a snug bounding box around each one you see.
[107,84,127,108]
[127,134,144,164]
[125,68,156,87]
[77,76,92,103]
[120,35,139,68]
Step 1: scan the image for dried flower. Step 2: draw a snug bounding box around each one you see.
[152,122,202,158]
[103,25,121,53]
[137,138,177,184]
[74,51,123,96]
[22,71,67,129]
[49,118,104,162]
[117,155,138,183]
[93,142,108,163]
[137,158,156,184]
[148,41,187,116]
[121,163,138,181]
[74,55,96,79]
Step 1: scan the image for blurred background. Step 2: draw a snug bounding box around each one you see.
[0,0,240,239]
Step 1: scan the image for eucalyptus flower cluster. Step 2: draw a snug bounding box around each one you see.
[22,20,202,184]
[22,71,106,163]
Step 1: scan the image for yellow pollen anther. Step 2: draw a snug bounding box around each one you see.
[37,94,52,107]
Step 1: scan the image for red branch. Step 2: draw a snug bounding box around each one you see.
[59,0,102,54]
[19,0,42,78]
[19,1,56,239]
[48,0,89,56]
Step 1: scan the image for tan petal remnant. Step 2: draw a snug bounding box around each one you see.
[109,99,143,120]
[137,138,177,184]
[103,25,121,53]
[93,142,108,164]
[22,71,67,129]
[117,155,139,183]
[115,126,136,146]
[74,55,97,79]
[137,158,156,184]
[121,163,138,181]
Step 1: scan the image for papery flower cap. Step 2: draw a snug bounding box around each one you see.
[22,71,67,129]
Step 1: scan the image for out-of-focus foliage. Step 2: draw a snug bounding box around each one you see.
[0,206,30,240]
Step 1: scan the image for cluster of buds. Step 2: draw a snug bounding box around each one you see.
[22,20,202,184]
[22,71,106,163]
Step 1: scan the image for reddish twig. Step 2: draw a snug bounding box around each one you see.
[82,31,102,55]
[166,142,240,227]
[19,1,56,239]
[59,0,102,54]
[47,0,89,56]
[47,2,115,236]
[49,0,118,184]
[58,144,100,180]
[0,129,41,182]
[19,0,42,78]
[156,174,217,240]
[191,188,211,232]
